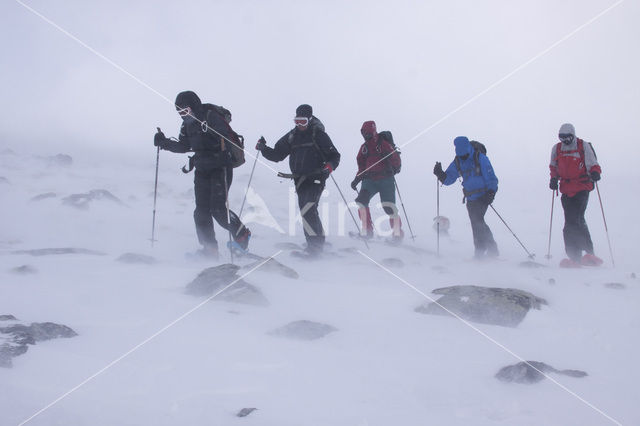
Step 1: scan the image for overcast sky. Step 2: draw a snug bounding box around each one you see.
[1,0,638,179]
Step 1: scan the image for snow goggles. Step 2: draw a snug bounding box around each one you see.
[294,117,309,126]
[177,106,192,117]
[559,133,574,143]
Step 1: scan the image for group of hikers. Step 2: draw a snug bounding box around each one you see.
[154,90,603,266]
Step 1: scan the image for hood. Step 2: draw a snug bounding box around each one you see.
[454,136,472,157]
[175,91,202,112]
[361,121,378,142]
[558,123,575,137]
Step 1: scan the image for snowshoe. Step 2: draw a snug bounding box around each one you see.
[227,240,251,258]
[559,258,581,268]
[581,253,603,267]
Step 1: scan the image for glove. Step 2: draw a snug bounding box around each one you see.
[433,162,446,183]
[484,190,496,204]
[256,136,267,151]
[351,176,362,191]
[322,163,333,178]
[549,177,558,190]
[154,130,166,147]
[590,171,600,182]
[392,165,401,175]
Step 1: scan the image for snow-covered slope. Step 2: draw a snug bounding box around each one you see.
[1,149,637,426]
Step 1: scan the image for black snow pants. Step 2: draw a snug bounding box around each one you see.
[193,167,246,249]
[561,190,593,261]
[466,198,498,258]
[295,176,326,251]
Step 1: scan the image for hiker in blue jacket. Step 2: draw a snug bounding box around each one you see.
[433,136,499,259]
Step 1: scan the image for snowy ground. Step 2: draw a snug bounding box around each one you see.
[1,148,638,426]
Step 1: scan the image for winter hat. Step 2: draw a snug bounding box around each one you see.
[454,136,472,157]
[295,104,313,118]
[175,91,202,111]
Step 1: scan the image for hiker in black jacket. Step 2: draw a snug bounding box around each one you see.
[256,104,340,255]
[153,90,250,258]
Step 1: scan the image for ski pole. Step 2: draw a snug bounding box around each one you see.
[436,178,440,256]
[393,177,416,242]
[239,150,260,218]
[545,190,556,259]
[330,174,369,250]
[595,182,615,266]
[150,128,161,247]
[218,132,235,264]
[489,204,535,259]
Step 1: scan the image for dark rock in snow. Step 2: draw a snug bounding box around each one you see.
[62,189,124,210]
[30,192,57,202]
[0,315,18,321]
[240,257,299,279]
[0,176,9,184]
[415,285,547,328]
[236,407,257,417]
[269,320,337,341]
[0,320,77,368]
[381,258,404,268]
[548,278,556,285]
[604,282,625,290]
[12,247,106,256]
[45,154,73,167]
[495,361,587,384]
[10,265,37,274]
[185,264,269,306]
[116,253,157,265]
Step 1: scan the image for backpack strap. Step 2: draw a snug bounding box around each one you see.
[454,151,482,177]
[473,150,481,176]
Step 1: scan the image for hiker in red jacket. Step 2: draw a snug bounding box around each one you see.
[351,121,403,241]
[549,123,602,267]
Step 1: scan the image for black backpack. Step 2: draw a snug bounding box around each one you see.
[455,140,486,176]
[202,103,245,168]
[378,130,400,154]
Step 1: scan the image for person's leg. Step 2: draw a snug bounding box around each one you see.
[379,177,403,240]
[355,181,376,237]
[466,199,496,257]
[296,178,326,252]
[193,170,217,250]
[210,168,250,249]
[561,193,583,261]
[574,191,593,255]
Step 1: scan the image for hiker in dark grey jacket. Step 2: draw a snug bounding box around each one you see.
[154,90,250,258]
[256,104,340,255]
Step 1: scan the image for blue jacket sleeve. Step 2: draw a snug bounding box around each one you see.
[479,155,498,192]
[442,161,459,186]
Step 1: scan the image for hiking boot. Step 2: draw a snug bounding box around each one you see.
[235,227,251,250]
[487,244,499,258]
[559,258,581,268]
[581,253,603,266]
